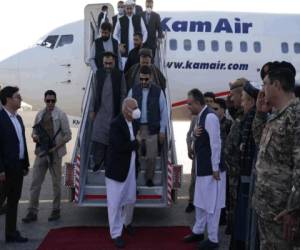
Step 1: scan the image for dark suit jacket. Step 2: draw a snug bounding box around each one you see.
[112,15,118,32]
[105,114,139,182]
[97,12,109,29]
[0,109,29,173]
[142,11,162,49]
[124,46,141,73]
[135,5,143,15]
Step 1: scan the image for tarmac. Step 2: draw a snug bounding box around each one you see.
[0,110,230,250]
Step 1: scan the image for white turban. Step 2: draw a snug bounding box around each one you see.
[125,0,135,5]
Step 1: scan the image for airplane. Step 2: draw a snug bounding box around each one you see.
[1,8,300,123]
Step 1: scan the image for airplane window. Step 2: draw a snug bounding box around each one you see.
[281,42,289,54]
[56,35,74,48]
[225,41,233,52]
[240,41,248,52]
[184,39,192,51]
[211,40,219,52]
[198,40,205,51]
[169,39,177,51]
[294,43,300,54]
[40,35,59,49]
[254,42,261,53]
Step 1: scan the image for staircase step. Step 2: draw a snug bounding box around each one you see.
[81,185,166,207]
[86,170,163,186]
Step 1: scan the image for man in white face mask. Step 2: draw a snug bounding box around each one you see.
[105,97,140,248]
[112,1,124,32]
[141,0,163,58]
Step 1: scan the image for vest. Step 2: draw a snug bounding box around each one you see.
[132,83,161,135]
[94,68,122,117]
[195,107,225,177]
[95,37,119,69]
[119,15,142,56]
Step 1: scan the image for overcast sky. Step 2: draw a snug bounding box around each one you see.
[0,0,300,60]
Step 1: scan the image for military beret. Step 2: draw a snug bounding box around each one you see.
[243,81,261,100]
[139,48,153,58]
[229,78,249,90]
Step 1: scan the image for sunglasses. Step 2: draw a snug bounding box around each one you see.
[140,77,149,82]
[104,62,113,65]
[46,99,56,103]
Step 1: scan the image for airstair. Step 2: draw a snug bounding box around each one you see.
[65,3,181,207]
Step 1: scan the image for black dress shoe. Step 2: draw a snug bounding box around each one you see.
[6,231,28,243]
[124,224,135,236]
[198,239,219,249]
[185,203,195,213]
[112,236,125,248]
[22,212,37,223]
[183,233,204,243]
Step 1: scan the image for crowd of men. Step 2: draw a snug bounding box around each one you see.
[183,62,300,250]
[0,0,299,249]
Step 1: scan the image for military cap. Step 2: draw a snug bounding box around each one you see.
[243,81,261,100]
[229,77,248,90]
[139,48,153,58]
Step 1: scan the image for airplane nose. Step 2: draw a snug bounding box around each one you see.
[0,55,20,87]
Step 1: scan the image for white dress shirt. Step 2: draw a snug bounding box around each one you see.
[4,108,25,160]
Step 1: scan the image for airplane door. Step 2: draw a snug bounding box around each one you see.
[53,34,74,85]
[84,3,114,64]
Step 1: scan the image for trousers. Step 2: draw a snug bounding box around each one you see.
[192,207,221,243]
[28,155,62,213]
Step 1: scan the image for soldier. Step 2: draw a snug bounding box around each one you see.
[212,98,232,225]
[252,61,300,249]
[223,78,247,248]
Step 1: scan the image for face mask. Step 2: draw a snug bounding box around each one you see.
[132,108,141,120]
[118,8,124,15]
[146,7,152,13]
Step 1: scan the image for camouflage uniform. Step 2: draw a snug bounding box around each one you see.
[224,109,244,233]
[252,98,300,250]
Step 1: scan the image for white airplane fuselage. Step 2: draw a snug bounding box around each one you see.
[0,11,300,119]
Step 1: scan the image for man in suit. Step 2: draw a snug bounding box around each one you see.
[183,89,226,250]
[105,97,140,248]
[141,0,163,58]
[112,1,124,32]
[97,5,109,32]
[113,0,148,64]
[124,32,143,73]
[0,85,6,216]
[0,86,29,243]
[89,22,122,72]
[133,0,143,15]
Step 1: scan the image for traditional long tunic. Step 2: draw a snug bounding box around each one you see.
[192,106,226,243]
[105,120,136,238]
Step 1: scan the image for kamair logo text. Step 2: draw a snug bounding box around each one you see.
[161,17,253,34]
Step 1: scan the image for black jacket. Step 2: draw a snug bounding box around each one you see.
[105,114,139,182]
[0,109,29,173]
[141,11,162,49]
